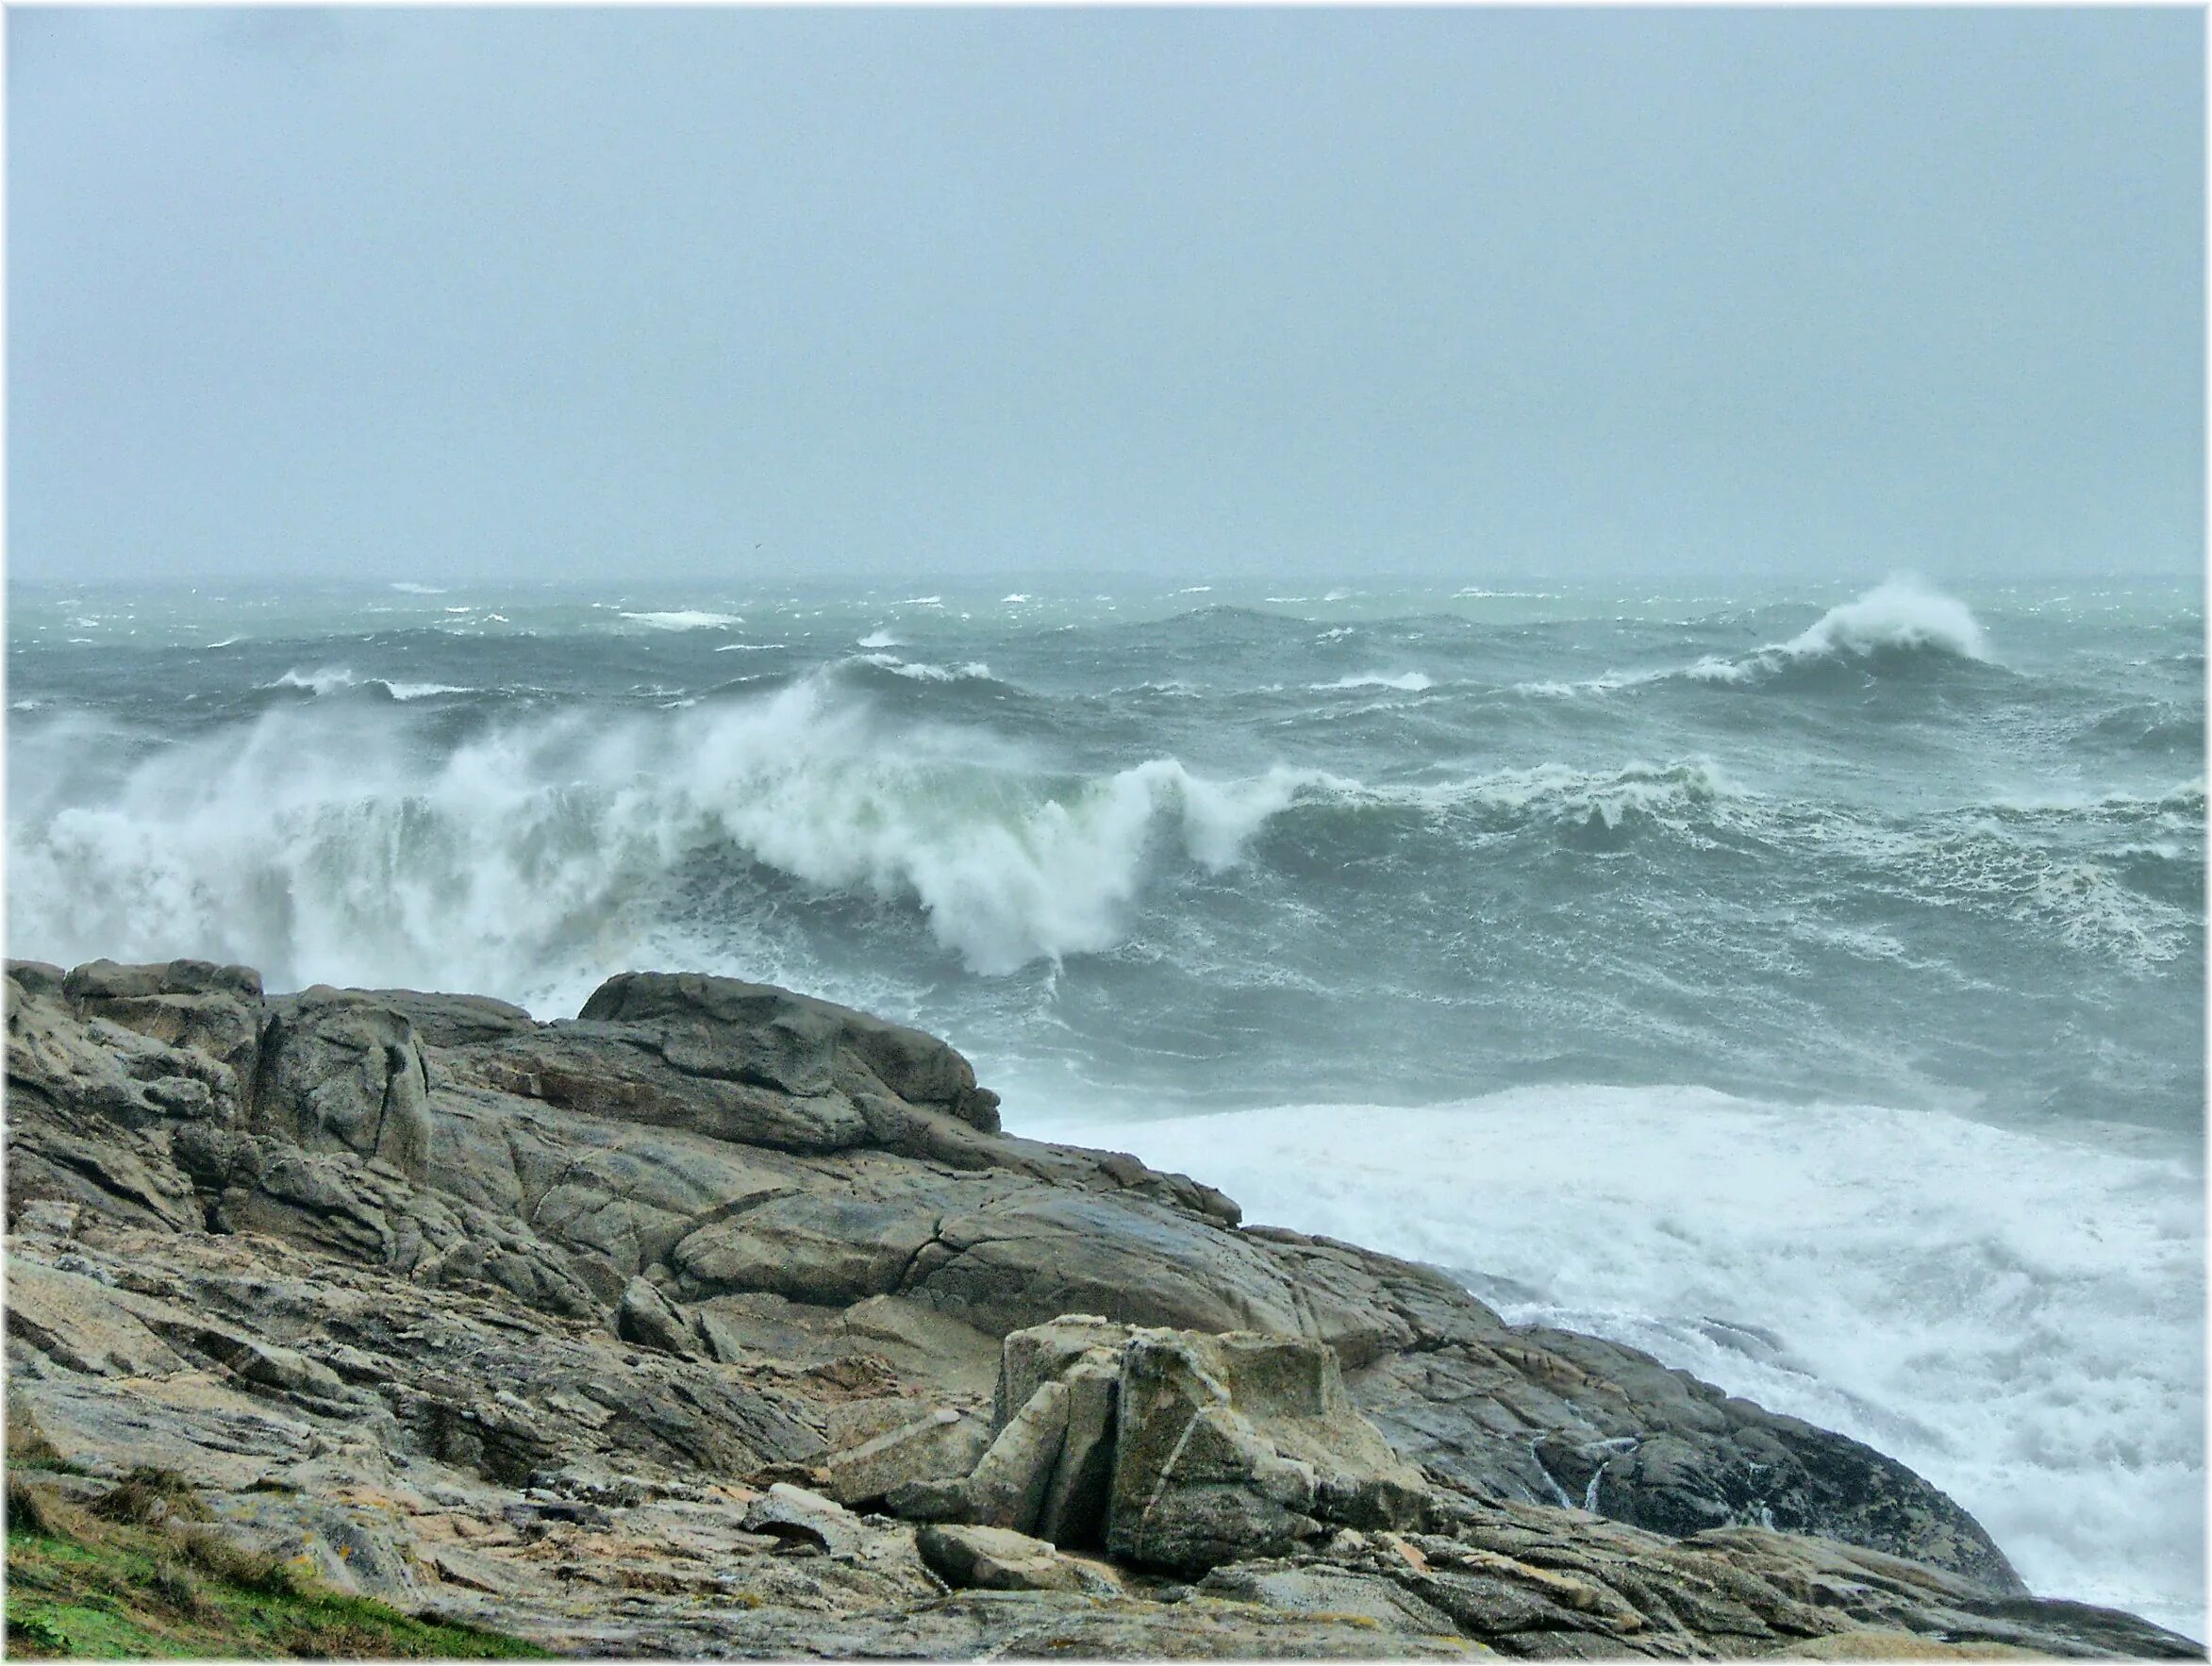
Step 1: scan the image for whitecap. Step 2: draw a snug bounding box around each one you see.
[269,666,359,696]
[1313,671,1433,692]
[620,610,742,630]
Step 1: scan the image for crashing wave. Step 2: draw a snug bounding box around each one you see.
[6,677,1346,991]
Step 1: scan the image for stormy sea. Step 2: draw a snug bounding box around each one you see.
[7,573,2203,1635]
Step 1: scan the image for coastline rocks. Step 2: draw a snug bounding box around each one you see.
[7,958,2198,1660]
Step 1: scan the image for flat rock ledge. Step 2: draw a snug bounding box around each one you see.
[4,958,2195,1659]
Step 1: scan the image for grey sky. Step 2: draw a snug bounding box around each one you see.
[8,7,2203,587]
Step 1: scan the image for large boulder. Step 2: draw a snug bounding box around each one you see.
[887,1317,1431,1577]
[254,990,432,1181]
[61,958,265,1115]
[1106,1328,1430,1574]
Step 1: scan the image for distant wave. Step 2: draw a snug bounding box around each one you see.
[857,630,902,649]
[1313,671,1433,692]
[389,582,448,595]
[853,653,996,684]
[1691,577,1992,685]
[270,666,361,696]
[619,609,742,631]
[1504,580,1999,700]
[265,667,473,702]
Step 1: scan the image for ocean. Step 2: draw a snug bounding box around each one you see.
[7,572,2203,1636]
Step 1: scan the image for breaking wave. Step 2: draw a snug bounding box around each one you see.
[7,680,1340,995]
[1691,577,1993,686]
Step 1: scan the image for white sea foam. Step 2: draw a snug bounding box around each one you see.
[857,629,902,648]
[1026,1088,2205,1639]
[1315,671,1433,692]
[389,582,448,595]
[619,609,742,630]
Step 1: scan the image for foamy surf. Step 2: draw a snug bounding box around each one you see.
[1024,1086,2205,1641]
[8,576,2199,1635]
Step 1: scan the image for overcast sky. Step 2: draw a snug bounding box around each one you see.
[8,7,2204,588]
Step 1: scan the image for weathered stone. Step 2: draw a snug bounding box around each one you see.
[1037,1359,1120,1547]
[822,1407,991,1507]
[256,991,432,1180]
[915,1523,1093,1591]
[1107,1329,1428,1574]
[616,1276,702,1359]
[993,1313,1131,1426]
[741,1483,868,1558]
[963,1377,1072,1532]
[579,971,993,1128]
[1199,1561,1462,1636]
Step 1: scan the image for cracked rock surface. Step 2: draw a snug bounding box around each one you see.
[5,958,2194,1658]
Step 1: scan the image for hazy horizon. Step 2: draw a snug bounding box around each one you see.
[9,7,2204,589]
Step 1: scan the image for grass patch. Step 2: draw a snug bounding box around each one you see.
[4,1479,552,1659]
[7,1402,89,1476]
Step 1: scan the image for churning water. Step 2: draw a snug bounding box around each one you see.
[8,572,2203,1634]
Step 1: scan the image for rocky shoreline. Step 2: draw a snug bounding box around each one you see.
[4,958,2196,1658]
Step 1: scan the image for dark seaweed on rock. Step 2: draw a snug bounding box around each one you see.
[4,958,2196,1658]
